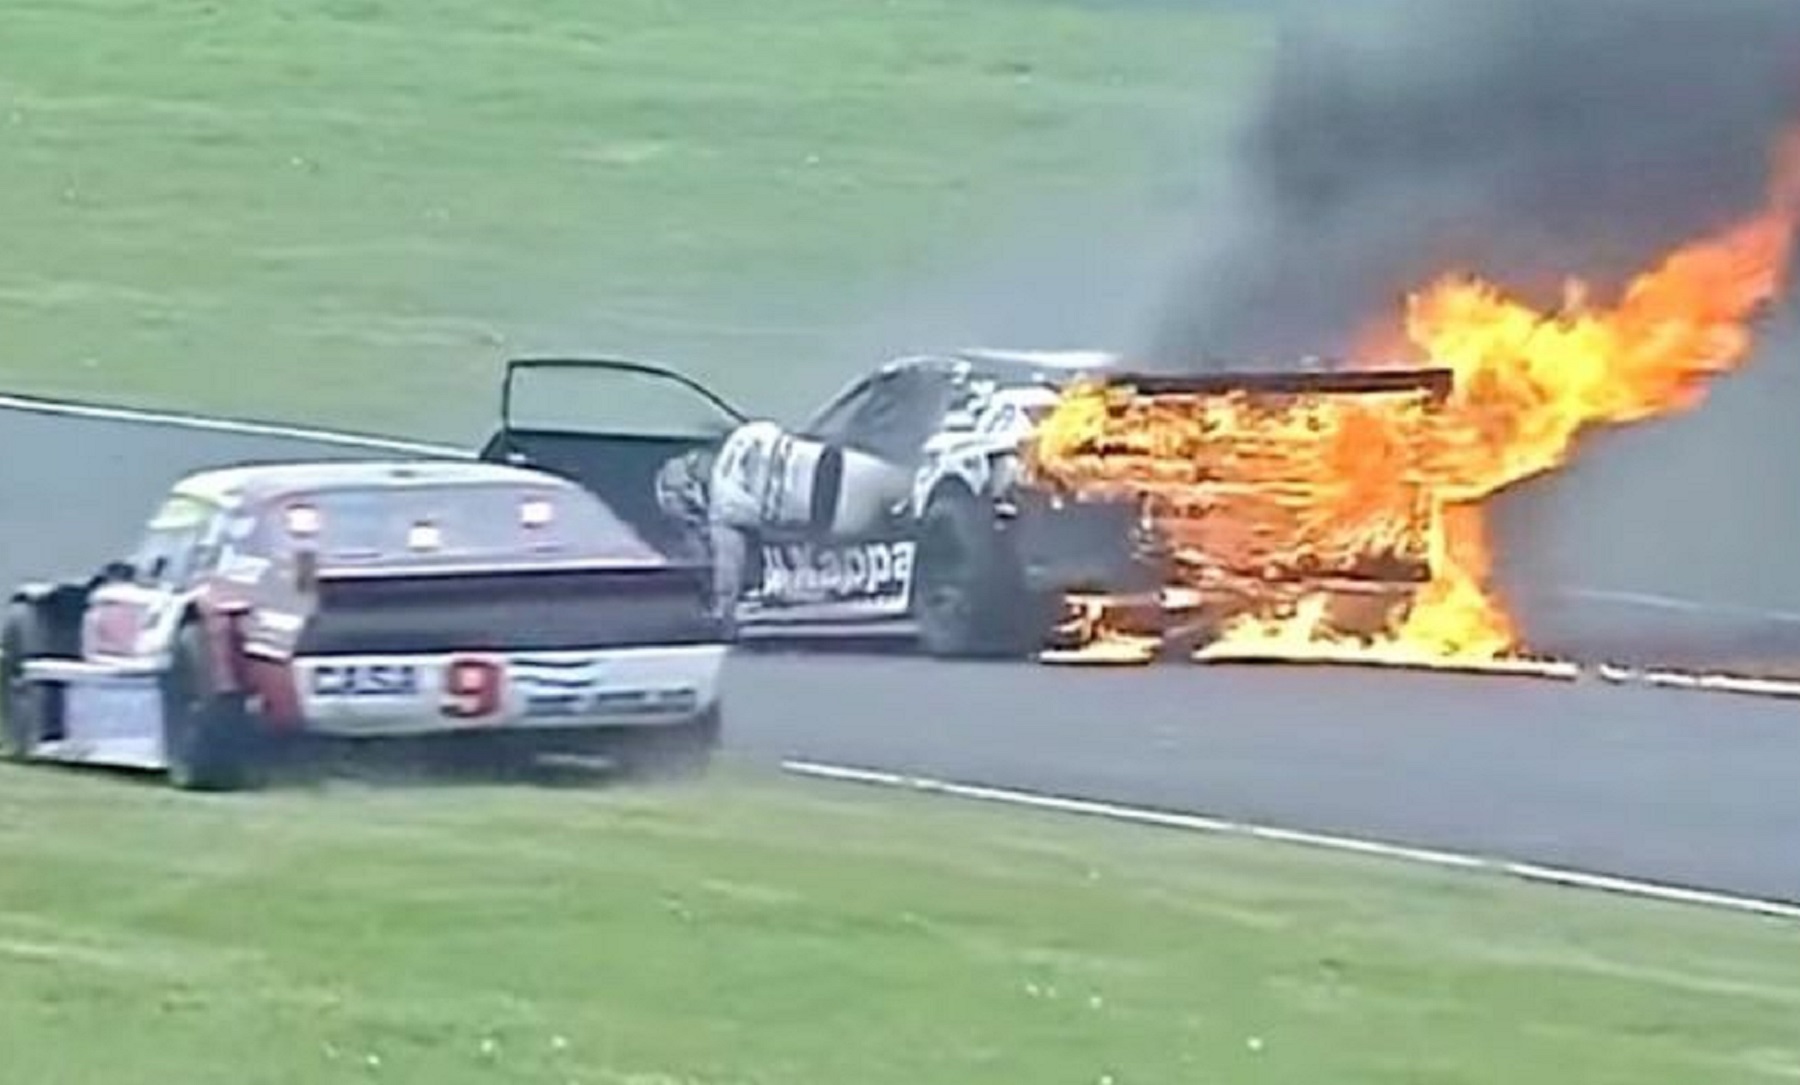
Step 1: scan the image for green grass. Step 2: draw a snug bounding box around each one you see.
[0,761,1795,1084]
[0,0,1265,440]
[12,6,1794,1081]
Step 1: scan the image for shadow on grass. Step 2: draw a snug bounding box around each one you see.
[23,735,726,796]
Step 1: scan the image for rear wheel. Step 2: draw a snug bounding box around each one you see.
[161,622,260,792]
[914,488,1058,659]
[0,603,57,761]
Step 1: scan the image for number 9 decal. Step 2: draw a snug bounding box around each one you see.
[442,656,504,721]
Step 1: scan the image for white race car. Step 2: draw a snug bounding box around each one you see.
[483,350,1127,656]
[1,459,729,790]
[482,352,1455,660]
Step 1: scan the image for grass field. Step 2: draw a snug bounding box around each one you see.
[0,0,1265,440]
[6,3,1796,1081]
[0,761,1795,1085]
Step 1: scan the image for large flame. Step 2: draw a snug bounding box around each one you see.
[1037,127,1800,666]
[1205,127,1800,664]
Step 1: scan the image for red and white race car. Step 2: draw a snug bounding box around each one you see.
[0,459,728,790]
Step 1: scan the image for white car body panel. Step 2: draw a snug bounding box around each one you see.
[912,384,1063,516]
[16,644,726,769]
[687,352,1098,636]
[294,643,726,738]
[27,667,168,770]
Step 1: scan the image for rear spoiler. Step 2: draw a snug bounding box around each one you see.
[1093,368,1456,399]
[294,558,725,655]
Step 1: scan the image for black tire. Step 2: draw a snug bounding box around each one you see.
[160,621,260,792]
[0,602,57,762]
[609,703,721,782]
[913,488,1056,658]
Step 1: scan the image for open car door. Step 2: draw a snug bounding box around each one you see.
[478,357,747,557]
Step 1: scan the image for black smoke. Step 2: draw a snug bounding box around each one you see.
[1140,0,1800,666]
[1145,0,1800,369]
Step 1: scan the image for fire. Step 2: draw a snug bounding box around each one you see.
[1037,127,1800,667]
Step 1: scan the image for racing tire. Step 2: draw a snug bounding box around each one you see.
[914,488,1058,659]
[160,621,262,792]
[608,703,721,783]
[0,603,58,762]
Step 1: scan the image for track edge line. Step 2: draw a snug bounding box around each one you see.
[0,391,470,458]
[780,759,1800,922]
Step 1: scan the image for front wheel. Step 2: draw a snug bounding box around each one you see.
[913,489,1058,659]
[161,622,261,792]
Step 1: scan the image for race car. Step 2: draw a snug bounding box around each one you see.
[479,351,1107,652]
[479,351,1457,661]
[0,459,728,790]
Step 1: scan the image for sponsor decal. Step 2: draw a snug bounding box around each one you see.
[310,663,420,698]
[511,655,697,720]
[522,685,699,720]
[440,655,505,721]
[759,540,915,604]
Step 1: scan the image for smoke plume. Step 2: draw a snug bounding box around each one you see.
[1144,0,1800,369]
[1140,0,1800,662]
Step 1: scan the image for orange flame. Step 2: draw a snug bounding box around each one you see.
[1028,129,1798,666]
[1207,126,1800,662]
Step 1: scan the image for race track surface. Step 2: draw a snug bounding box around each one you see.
[4,403,1798,903]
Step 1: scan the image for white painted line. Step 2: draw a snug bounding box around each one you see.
[0,392,468,458]
[1501,863,1800,916]
[1671,673,1800,698]
[782,759,1800,921]
[1193,652,1584,681]
[1558,587,1800,625]
[1594,663,1800,699]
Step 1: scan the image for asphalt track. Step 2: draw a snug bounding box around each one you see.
[3,403,1798,904]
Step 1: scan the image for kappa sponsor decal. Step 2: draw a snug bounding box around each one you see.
[310,663,420,699]
[759,540,915,603]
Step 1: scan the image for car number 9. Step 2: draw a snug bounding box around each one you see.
[442,656,504,720]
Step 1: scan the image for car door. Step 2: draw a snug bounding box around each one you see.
[83,494,224,666]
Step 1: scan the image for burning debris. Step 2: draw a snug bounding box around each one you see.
[1028,129,1800,667]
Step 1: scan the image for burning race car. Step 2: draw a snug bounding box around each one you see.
[0,460,729,790]
[480,352,1457,661]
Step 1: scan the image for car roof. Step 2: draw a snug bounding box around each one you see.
[170,458,579,508]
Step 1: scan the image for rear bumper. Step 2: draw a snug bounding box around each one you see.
[288,643,726,738]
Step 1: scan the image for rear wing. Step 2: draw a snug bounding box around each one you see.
[290,559,726,655]
[1106,368,1455,399]
[496,356,747,440]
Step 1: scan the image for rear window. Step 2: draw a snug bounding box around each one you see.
[265,482,656,564]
